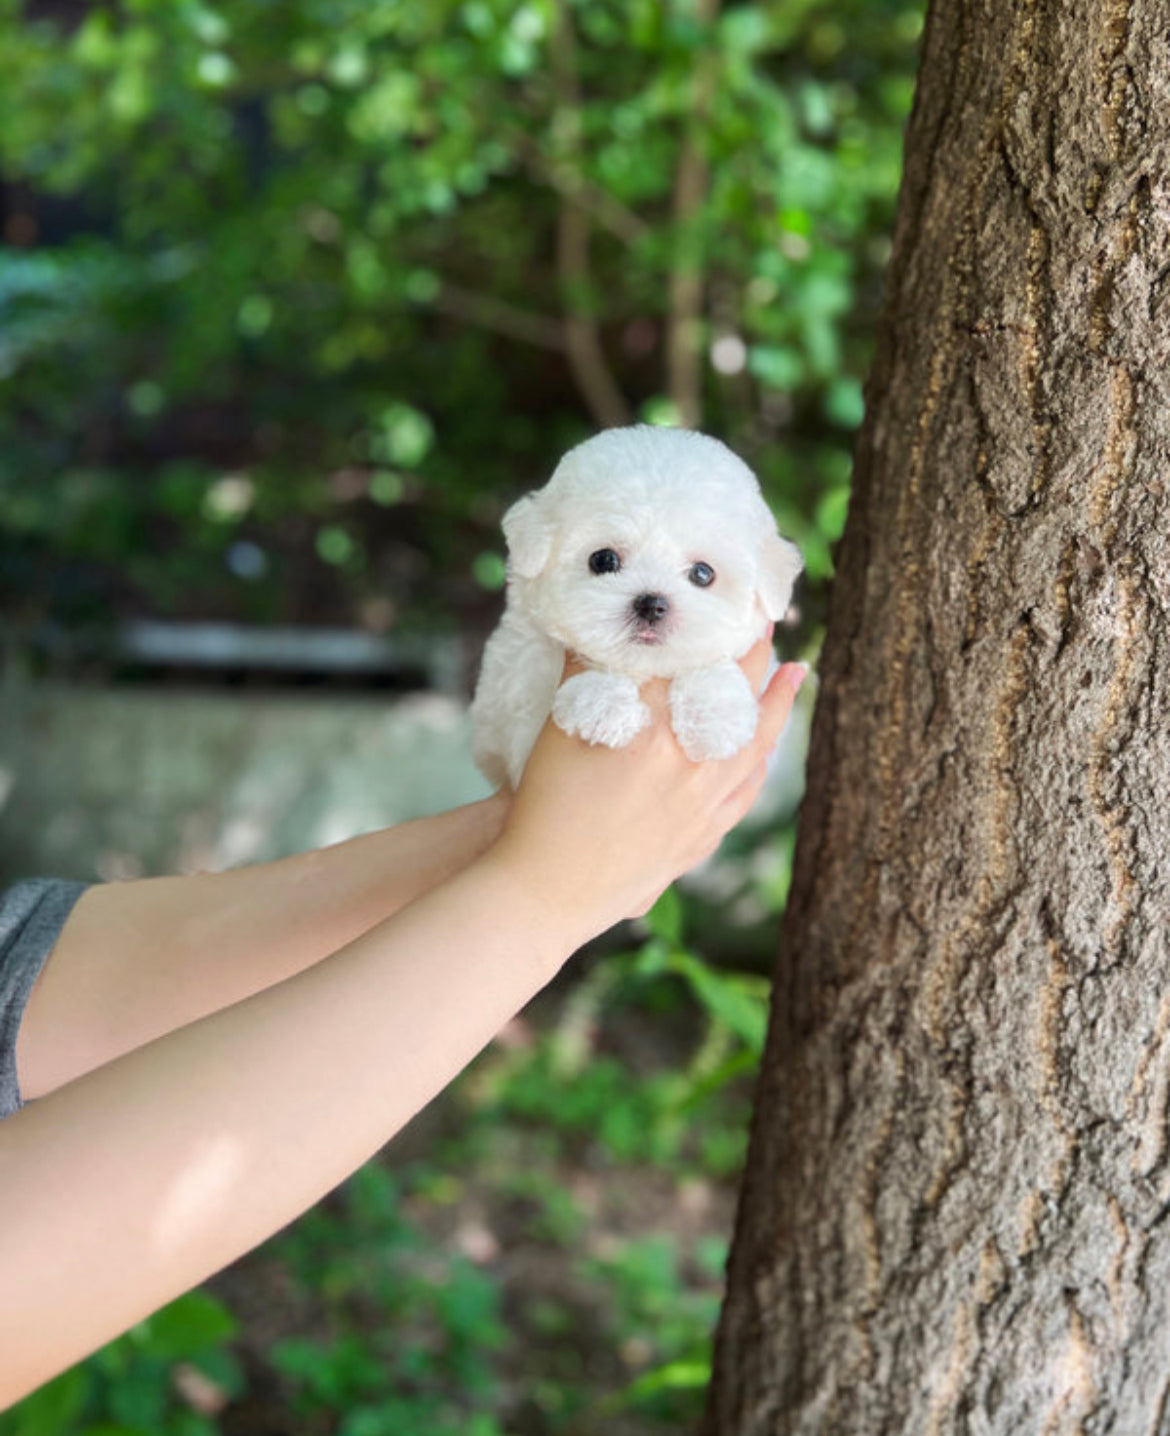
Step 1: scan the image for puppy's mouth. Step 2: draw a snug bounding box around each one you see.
[628,623,668,647]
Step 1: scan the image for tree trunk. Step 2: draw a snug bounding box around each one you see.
[706,0,1170,1431]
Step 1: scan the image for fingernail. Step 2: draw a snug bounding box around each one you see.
[786,662,810,694]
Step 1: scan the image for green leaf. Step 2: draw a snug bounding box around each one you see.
[677,1047,759,1110]
[718,7,771,55]
[80,1426,157,1436]
[748,344,803,391]
[618,1356,711,1407]
[368,469,405,505]
[1,1365,89,1436]
[73,10,117,69]
[370,402,434,467]
[472,551,507,591]
[237,293,273,337]
[815,485,851,545]
[629,937,672,978]
[135,1290,238,1361]
[316,523,355,566]
[643,886,684,946]
[824,375,865,428]
[671,953,770,1052]
[639,396,684,427]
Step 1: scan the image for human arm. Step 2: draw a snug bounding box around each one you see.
[0,855,573,1407]
[0,642,803,1405]
[17,792,510,1100]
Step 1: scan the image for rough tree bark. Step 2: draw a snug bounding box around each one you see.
[706,0,1170,1431]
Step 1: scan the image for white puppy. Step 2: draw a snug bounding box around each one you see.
[471,425,803,789]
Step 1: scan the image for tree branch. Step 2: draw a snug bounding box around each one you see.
[549,0,632,429]
[666,0,721,430]
[501,124,652,250]
[429,281,567,352]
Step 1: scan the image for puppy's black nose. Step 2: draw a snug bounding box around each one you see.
[632,592,670,624]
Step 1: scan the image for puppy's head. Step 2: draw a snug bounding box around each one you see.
[503,426,803,679]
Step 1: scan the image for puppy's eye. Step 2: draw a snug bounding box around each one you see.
[688,561,716,588]
[589,548,621,575]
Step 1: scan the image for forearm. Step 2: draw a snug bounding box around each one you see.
[20,794,508,1099]
[209,793,511,956]
[0,852,573,1407]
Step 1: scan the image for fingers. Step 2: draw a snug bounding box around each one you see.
[721,757,769,824]
[737,625,776,695]
[756,662,807,747]
[702,664,809,850]
[711,660,804,791]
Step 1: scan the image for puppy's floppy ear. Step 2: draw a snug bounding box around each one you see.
[757,533,804,621]
[502,493,554,579]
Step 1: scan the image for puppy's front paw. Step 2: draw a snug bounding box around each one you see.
[669,661,758,761]
[552,670,651,749]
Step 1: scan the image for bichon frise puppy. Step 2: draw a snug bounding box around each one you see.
[471,425,803,789]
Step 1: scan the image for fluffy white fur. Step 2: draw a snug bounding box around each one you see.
[471,425,803,789]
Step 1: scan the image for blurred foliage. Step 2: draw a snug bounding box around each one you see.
[272,1163,511,1435]
[0,1291,244,1436]
[0,0,922,636]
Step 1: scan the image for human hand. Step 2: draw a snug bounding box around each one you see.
[485,632,807,947]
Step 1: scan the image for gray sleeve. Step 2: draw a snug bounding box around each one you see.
[0,879,89,1120]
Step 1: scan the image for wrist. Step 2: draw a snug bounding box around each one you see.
[471,788,512,846]
[467,842,597,974]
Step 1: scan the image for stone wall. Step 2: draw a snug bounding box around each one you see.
[0,681,489,884]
